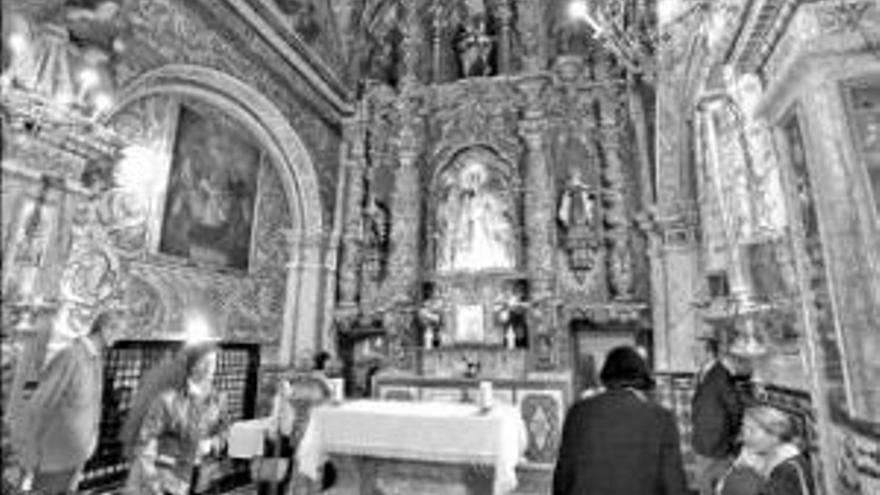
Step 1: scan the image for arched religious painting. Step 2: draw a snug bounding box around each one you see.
[434,148,516,273]
[159,103,262,271]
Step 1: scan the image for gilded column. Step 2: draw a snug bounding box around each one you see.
[496,0,513,74]
[599,91,634,300]
[387,117,421,300]
[336,106,368,311]
[515,0,546,73]
[400,1,422,86]
[517,75,555,368]
[384,88,422,370]
[627,73,655,208]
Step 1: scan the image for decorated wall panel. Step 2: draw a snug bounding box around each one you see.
[671,0,880,493]
[106,94,293,352]
[116,0,342,225]
[337,58,654,385]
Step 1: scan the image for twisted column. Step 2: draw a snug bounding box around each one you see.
[496,0,513,74]
[596,52,633,300]
[386,117,421,301]
[336,110,368,310]
[400,2,423,86]
[517,75,556,368]
[383,92,422,371]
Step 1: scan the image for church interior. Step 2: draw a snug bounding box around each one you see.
[1,0,878,494]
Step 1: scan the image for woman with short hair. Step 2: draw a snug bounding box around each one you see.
[553,345,688,495]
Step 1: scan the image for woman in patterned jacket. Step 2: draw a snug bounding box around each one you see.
[120,341,230,495]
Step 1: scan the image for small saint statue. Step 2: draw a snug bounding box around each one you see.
[418,283,443,348]
[504,325,516,350]
[557,167,596,233]
[457,14,494,77]
[494,283,530,349]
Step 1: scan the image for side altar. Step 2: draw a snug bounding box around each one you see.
[331,0,656,489]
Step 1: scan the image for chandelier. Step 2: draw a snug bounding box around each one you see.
[2,13,116,121]
[566,0,656,77]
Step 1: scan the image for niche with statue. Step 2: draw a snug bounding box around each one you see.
[409,145,535,381]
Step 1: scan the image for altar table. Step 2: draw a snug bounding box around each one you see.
[296,399,527,495]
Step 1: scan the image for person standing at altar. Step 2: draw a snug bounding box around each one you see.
[254,377,295,495]
[691,335,744,495]
[16,310,121,495]
[120,341,230,495]
[553,346,688,495]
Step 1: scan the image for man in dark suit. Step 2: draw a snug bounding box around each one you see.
[553,346,688,495]
[691,336,744,495]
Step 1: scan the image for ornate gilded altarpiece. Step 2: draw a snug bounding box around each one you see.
[333,2,656,470]
[329,3,658,473]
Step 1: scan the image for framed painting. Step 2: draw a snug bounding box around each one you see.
[158,104,261,271]
[454,303,485,343]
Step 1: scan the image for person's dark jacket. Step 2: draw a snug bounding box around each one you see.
[552,388,689,495]
[761,454,814,495]
[691,361,743,458]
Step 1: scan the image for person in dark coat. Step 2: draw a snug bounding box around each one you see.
[691,336,744,495]
[552,345,688,495]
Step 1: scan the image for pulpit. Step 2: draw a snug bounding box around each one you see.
[296,400,527,495]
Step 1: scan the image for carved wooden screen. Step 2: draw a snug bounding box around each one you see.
[79,340,260,492]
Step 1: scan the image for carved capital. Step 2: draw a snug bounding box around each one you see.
[343,118,367,162]
[553,55,586,85]
[395,119,421,163]
[600,128,622,149]
[496,0,513,23]
[518,119,547,146]
[515,75,551,119]
[333,306,361,334]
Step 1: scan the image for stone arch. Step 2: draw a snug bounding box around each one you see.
[430,142,519,187]
[103,64,326,365]
[103,64,323,238]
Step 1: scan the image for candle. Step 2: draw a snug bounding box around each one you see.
[329,378,345,403]
[479,380,493,411]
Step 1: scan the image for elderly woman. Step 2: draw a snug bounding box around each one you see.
[748,406,813,495]
[120,342,230,495]
[718,405,814,495]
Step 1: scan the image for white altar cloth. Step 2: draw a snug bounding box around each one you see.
[296,399,527,495]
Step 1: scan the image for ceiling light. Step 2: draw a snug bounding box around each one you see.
[8,32,28,53]
[568,0,589,20]
[93,93,113,113]
[78,68,100,89]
